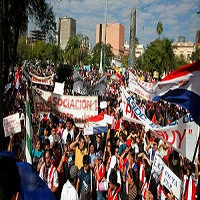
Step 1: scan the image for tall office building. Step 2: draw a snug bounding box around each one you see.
[58,16,76,50]
[96,23,125,58]
[196,29,200,45]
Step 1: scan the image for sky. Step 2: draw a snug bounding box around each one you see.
[31,0,200,47]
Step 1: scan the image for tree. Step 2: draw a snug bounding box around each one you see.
[190,46,200,62]
[64,36,80,66]
[121,54,129,69]
[142,38,175,79]
[91,42,114,70]
[156,21,163,40]
[174,55,187,69]
[0,0,56,150]
[17,38,32,63]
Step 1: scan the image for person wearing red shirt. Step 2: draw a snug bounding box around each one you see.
[108,170,121,200]
[94,151,106,200]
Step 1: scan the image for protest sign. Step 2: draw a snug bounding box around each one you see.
[121,87,199,161]
[53,82,64,95]
[129,71,155,100]
[151,152,165,182]
[3,113,21,137]
[100,101,107,109]
[33,88,98,127]
[161,165,181,199]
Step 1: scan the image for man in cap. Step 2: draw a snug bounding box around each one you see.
[60,165,79,200]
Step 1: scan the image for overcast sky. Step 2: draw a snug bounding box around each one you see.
[31,0,200,47]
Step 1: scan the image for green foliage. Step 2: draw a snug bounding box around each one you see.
[156,21,163,40]
[141,38,175,79]
[190,47,200,62]
[174,55,187,69]
[17,38,32,63]
[64,34,91,66]
[121,54,129,69]
[32,41,47,62]
[91,42,114,70]
[56,63,73,83]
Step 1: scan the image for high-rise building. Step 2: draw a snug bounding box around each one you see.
[196,29,200,45]
[96,23,125,58]
[58,16,76,50]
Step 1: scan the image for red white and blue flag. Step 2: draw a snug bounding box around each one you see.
[14,66,20,89]
[87,112,107,134]
[152,61,200,125]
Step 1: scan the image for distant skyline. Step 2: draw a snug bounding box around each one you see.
[29,0,200,47]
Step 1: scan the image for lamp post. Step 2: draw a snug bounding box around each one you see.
[103,0,108,73]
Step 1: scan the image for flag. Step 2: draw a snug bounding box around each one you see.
[26,90,32,165]
[17,162,56,200]
[14,66,20,89]
[88,112,107,134]
[152,61,200,125]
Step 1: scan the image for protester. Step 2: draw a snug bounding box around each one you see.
[60,165,79,200]
[39,149,59,194]
[76,155,92,200]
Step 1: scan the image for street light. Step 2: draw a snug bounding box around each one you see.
[103,0,108,73]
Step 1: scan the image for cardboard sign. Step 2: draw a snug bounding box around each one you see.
[100,101,107,109]
[84,127,93,135]
[53,82,64,95]
[161,165,181,199]
[3,113,21,137]
[104,114,112,125]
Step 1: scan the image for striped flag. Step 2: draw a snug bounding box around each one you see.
[26,90,32,165]
[14,66,20,89]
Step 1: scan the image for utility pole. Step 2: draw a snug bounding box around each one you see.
[129,7,136,69]
[103,0,108,73]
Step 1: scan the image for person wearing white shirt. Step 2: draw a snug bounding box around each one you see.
[60,165,79,200]
[62,119,74,143]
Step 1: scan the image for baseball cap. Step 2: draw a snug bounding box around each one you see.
[69,165,78,179]
[126,139,131,147]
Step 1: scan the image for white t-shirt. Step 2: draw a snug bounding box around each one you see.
[60,180,78,200]
[62,129,74,144]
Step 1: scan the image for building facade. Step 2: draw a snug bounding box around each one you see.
[58,17,76,50]
[96,23,125,58]
[171,41,195,61]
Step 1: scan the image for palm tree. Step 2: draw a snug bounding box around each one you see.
[156,21,163,40]
[64,36,80,66]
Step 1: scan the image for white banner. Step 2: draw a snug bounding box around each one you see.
[129,71,155,100]
[3,113,21,137]
[161,165,181,199]
[151,152,165,182]
[33,88,98,127]
[121,87,199,161]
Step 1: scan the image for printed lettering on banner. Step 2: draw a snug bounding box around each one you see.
[33,88,98,127]
[3,113,21,137]
[121,87,199,162]
[151,152,165,182]
[161,165,181,199]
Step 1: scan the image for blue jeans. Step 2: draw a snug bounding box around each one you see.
[97,191,103,200]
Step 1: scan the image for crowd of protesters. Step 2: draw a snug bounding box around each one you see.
[1,63,200,200]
